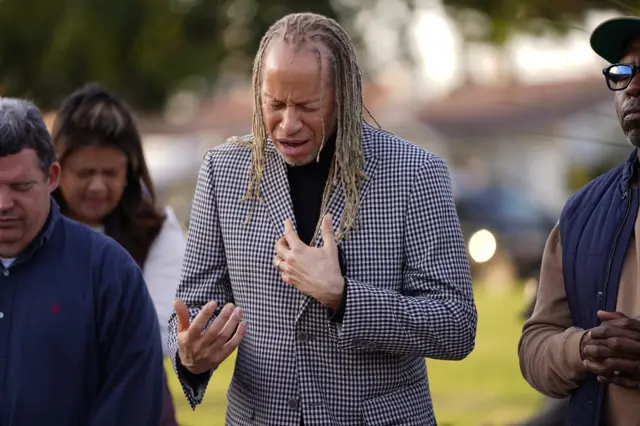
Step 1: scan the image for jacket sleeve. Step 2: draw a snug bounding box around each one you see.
[91,245,165,426]
[518,224,588,397]
[335,155,477,360]
[167,150,234,409]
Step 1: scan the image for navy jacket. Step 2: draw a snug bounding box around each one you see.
[559,149,639,425]
[0,199,164,426]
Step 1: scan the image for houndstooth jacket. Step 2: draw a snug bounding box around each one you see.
[168,122,477,426]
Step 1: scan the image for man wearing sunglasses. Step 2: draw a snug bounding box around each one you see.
[518,17,640,426]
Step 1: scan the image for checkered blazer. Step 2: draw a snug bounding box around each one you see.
[168,122,477,425]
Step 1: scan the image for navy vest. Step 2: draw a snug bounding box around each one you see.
[559,149,639,425]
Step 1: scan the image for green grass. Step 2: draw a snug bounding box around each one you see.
[166,287,541,425]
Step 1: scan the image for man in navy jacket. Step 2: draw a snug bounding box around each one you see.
[0,97,164,425]
[519,17,640,426]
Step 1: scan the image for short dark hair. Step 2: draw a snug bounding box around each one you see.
[0,98,56,172]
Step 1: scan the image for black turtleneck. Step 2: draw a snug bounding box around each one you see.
[286,136,335,245]
[285,135,347,324]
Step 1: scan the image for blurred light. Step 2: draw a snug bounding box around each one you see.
[330,0,363,11]
[412,7,461,99]
[226,0,257,23]
[468,229,496,263]
[164,91,199,126]
[224,26,251,49]
[455,9,490,40]
[375,0,410,24]
[143,135,200,188]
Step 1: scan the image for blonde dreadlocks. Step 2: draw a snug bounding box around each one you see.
[233,12,379,242]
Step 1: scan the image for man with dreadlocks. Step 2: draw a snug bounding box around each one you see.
[168,11,477,426]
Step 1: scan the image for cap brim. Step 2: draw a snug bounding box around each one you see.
[590,17,640,63]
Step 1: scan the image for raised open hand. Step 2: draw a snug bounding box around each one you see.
[174,300,246,375]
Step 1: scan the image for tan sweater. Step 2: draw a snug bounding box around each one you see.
[518,213,640,424]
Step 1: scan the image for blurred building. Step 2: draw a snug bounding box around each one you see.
[419,77,625,216]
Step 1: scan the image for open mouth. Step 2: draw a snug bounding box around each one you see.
[281,141,307,148]
[278,140,310,158]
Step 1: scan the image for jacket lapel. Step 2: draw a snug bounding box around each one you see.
[260,144,296,236]
[296,126,380,322]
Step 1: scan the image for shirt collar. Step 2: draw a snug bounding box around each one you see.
[39,197,61,244]
[11,197,61,266]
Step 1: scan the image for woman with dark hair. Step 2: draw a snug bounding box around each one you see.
[51,84,183,426]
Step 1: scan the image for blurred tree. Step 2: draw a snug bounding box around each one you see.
[443,0,640,45]
[0,0,381,111]
[441,0,640,84]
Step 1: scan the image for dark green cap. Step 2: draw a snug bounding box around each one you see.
[590,16,640,64]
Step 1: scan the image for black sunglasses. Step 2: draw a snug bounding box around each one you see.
[603,63,640,91]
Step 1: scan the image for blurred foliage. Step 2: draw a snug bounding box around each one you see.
[4,0,636,111]
[442,0,640,46]
[567,154,628,192]
[0,0,367,111]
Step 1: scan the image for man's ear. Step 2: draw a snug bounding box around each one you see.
[47,162,61,191]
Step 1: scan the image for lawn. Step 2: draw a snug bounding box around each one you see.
[166,287,541,425]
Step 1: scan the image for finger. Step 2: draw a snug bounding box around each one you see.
[604,317,640,333]
[274,235,290,250]
[598,337,640,358]
[174,300,191,333]
[320,214,337,254]
[281,270,296,286]
[602,357,640,375]
[598,374,640,389]
[200,303,236,345]
[215,308,244,345]
[590,326,640,342]
[583,343,619,360]
[274,237,291,260]
[598,311,628,322]
[584,359,612,376]
[187,301,218,340]
[283,219,303,248]
[216,321,248,363]
[273,256,291,274]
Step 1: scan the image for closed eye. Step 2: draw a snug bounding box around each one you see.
[267,102,285,110]
[12,181,35,192]
[300,105,321,112]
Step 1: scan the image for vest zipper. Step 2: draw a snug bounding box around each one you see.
[601,190,631,311]
[595,189,632,426]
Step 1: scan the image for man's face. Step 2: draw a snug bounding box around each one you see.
[0,149,59,258]
[616,38,640,147]
[260,41,337,166]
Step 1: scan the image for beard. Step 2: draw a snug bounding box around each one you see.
[278,150,318,167]
[626,128,640,148]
